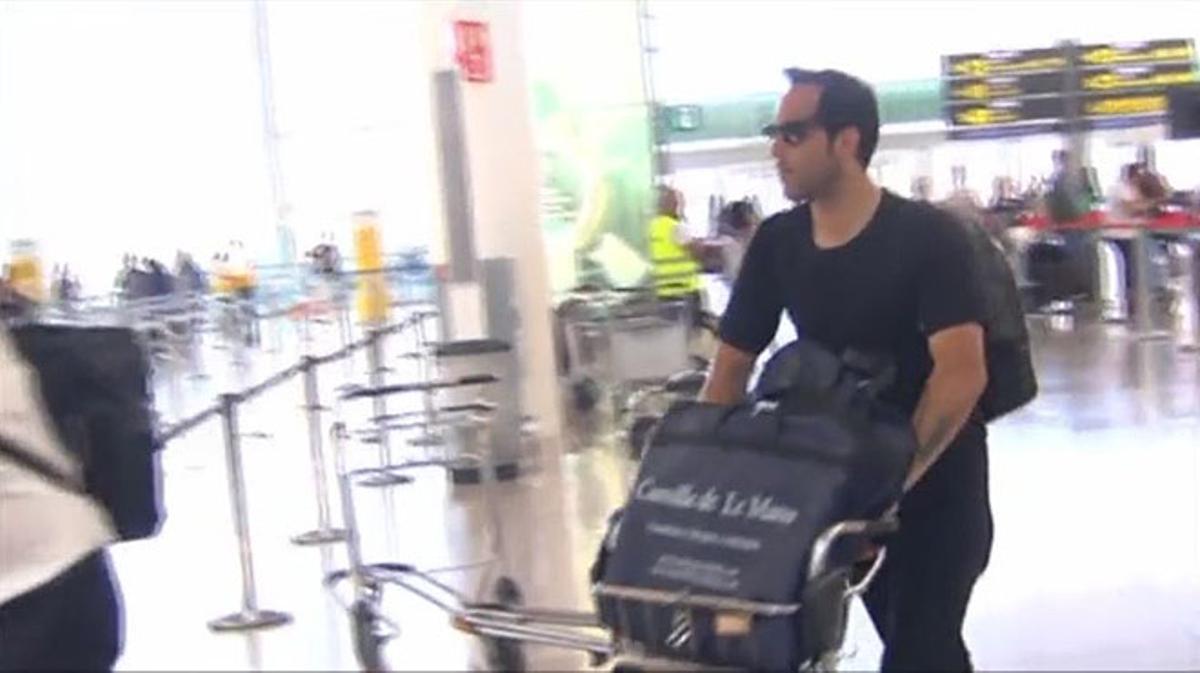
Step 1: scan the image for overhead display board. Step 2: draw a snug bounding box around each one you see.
[942,38,1198,136]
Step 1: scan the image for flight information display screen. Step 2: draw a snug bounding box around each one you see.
[942,39,1197,133]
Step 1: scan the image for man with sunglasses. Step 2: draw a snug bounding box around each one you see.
[701,68,992,671]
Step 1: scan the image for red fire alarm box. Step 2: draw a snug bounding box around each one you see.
[453,20,493,83]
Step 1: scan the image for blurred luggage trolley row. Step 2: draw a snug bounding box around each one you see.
[559,285,696,417]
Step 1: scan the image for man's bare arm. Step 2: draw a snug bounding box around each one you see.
[906,323,988,492]
[699,340,757,405]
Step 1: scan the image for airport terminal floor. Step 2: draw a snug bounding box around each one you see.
[98,307,1200,671]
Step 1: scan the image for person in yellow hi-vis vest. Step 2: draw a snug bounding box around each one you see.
[648,186,712,329]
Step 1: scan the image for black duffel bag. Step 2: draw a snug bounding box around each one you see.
[591,340,915,671]
[0,324,164,541]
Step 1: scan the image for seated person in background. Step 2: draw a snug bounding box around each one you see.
[945,165,983,212]
[984,176,1027,256]
[1103,162,1177,303]
[1045,149,1098,225]
[1109,163,1158,222]
[988,176,1025,214]
[939,167,985,230]
[715,199,762,287]
[910,176,933,202]
[174,252,207,295]
[1134,163,1171,215]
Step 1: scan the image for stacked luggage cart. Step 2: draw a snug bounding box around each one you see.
[557,286,707,456]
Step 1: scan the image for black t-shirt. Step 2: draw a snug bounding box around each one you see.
[719,190,985,416]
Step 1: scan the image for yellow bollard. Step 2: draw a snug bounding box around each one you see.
[352,210,390,326]
[7,241,46,303]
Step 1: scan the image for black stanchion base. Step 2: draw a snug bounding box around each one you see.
[208,609,292,632]
[449,467,481,485]
[1133,329,1173,341]
[357,471,414,488]
[449,462,521,485]
[496,462,520,481]
[409,433,444,448]
[291,528,348,546]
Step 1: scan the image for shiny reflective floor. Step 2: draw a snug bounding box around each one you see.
[109,314,1200,671]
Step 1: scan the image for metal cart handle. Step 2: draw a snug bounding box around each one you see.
[339,374,500,400]
[808,516,899,581]
[845,548,887,599]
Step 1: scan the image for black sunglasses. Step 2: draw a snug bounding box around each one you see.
[761,118,822,145]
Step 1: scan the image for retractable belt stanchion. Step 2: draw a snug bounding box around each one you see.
[271,295,285,355]
[292,355,348,545]
[339,292,356,383]
[329,419,368,586]
[1096,237,1129,323]
[1132,226,1172,341]
[209,392,292,631]
[1168,237,1200,351]
[302,308,315,356]
[338,276,353,350]
[187,295,212,382]
[409,310,443,450]
[358,328,412,487]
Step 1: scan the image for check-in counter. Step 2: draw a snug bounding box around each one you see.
[1012,210,1200,347]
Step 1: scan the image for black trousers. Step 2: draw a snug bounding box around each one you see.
[0,550,123,672]
[862,422,994,672]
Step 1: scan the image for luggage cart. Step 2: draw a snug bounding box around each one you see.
[603,292,704,459]
[558,292,613,414]
[560,289,690,400]
[325,377,538,670]
[559,287,699,450]
[607,298,692,402]
[324,381,897,672]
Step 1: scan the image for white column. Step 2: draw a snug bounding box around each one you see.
[422,0,564,442]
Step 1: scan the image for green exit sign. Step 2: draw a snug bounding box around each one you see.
[668,105,703,132]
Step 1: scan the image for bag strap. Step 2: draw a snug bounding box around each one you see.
[0,434,87,495]
[712,399,788,448]
[840,348,895,399]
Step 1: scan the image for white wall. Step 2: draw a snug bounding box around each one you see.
[420,0,564,442]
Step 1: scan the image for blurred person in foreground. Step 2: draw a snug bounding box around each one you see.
[0,327,123,671]
[701,67,991,671]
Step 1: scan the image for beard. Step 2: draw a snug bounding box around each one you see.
[784,159,842,203]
